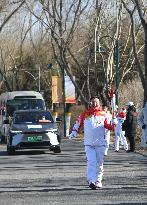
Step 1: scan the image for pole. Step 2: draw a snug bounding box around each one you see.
[38,67,41,92]
[65,103,72,137]
[114,39,119,105]
[62,67,66,138]
[52,103,58,121]
[115,0,119,106]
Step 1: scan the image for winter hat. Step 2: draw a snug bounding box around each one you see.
[118,111,126,119]
[117,107,126,118]
[126,102,134,106]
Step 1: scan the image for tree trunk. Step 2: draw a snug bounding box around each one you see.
[144,25,147,103]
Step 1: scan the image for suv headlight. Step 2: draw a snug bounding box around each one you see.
[47,128,58,133]
[10,130,22,134]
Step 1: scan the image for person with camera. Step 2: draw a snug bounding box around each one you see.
[123,102,137,152]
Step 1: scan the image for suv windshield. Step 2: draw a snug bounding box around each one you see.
[13,111,53,124]
[6,99,45,116]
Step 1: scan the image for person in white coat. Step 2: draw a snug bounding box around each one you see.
[137,102,147,148]
[102,104,112,156]
[69,97,115,189]
[114,108,128,152]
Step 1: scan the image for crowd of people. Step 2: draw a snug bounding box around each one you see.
[69,96,147,190]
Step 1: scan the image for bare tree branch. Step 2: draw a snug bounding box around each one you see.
[0,0,25,33]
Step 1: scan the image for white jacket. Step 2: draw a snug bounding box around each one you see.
[70,107,114,146]
[105,111,112,135]
[137,103,147,147]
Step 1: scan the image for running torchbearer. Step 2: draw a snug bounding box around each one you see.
[69,97,115,190]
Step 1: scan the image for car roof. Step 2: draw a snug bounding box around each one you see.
[14,109,49,114]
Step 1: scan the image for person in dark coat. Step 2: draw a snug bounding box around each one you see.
[123,102,137,152]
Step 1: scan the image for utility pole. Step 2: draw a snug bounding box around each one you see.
[114,0,120,106]
[62,66,66,138]
[114,39,119,105]
[38,67,41,92]
[94,0,101,64]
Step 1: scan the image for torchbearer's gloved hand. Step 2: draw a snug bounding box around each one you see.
[142,124,146,129]
[112,123,116,131]
[69,130,78,140]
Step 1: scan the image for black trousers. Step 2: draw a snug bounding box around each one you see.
[128,136,135,151]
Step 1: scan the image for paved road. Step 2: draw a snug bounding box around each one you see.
[0,139,146,205]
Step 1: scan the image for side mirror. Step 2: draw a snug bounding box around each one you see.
[3,119,9,124]
[55,117,62,123]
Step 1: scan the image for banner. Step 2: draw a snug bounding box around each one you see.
[52,76,76,104]
[52,76,62,103]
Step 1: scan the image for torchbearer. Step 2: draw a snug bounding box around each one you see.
[69,96,115,190]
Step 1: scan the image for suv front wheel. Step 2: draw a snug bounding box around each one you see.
[7,145,15,155]
[53,145,61,153]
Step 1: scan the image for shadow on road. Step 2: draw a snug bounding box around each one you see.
[0,150,49,156]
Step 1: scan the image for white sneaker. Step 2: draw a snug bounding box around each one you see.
[95,181,102,188]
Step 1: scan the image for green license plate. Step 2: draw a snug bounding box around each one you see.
[28,136,43,142]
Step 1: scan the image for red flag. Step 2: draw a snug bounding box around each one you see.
[109,85,115,99]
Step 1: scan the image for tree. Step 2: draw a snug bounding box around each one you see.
[0,0,25,33]
[135,0,147,104]
[121,0,147,105]
[0,0,26,91]
[0,0,145,108]
[25,0,96,105]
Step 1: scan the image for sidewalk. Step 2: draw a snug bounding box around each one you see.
[135,146,147,157]
[74,133,147,156]
[109,140,147,157]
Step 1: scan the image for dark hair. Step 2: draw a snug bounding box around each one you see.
[102,104,108,107]
[90,96,99,101]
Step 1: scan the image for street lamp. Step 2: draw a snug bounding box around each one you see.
[17,68,41,92]
[5,66,41,92]
[24,70,38,90]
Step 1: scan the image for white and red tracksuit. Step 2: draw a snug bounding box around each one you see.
[70,107,114,185]
[137,102,147,148]
[104,111,112,155]
[114,110,128,151]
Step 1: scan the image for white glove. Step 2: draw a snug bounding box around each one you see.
[112,117,117,124]
[69,131,78,140]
